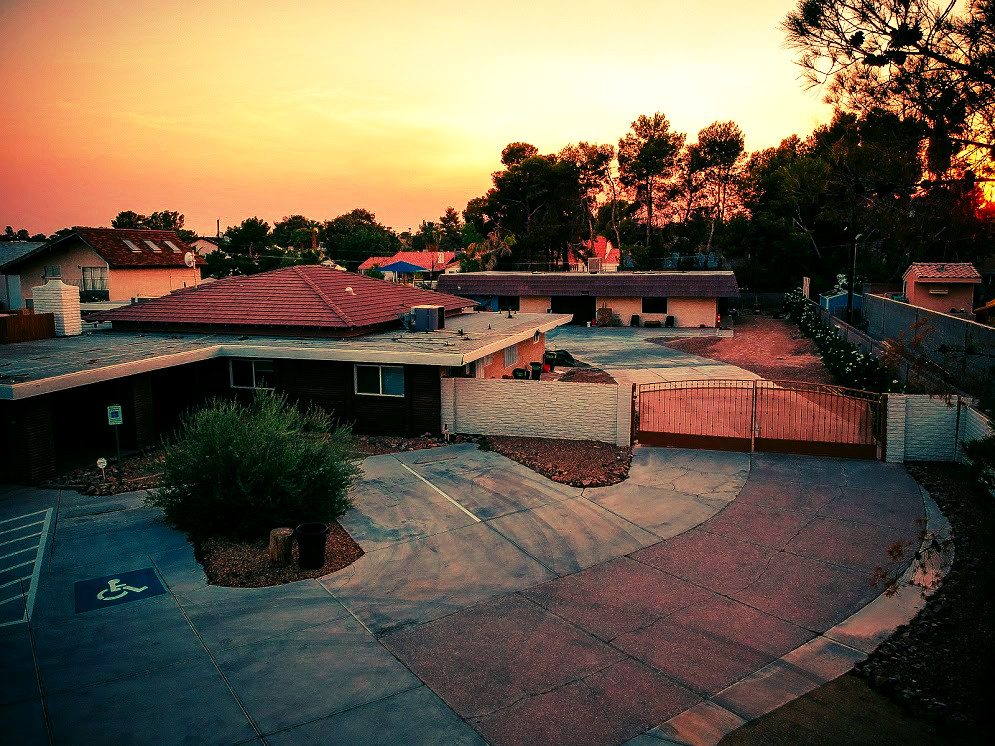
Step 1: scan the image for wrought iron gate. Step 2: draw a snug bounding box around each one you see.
[633,380,885,459]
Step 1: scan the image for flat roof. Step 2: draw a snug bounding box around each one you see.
[436,271,740,298]
[0,310,571,400]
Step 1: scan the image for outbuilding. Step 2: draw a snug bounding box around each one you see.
[436,271,739,327]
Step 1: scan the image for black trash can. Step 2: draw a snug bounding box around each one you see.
[529,361,543,380]
[543,351,556,372]
[296,522,329,570]
[630,314,640,326]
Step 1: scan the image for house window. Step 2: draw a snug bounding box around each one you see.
[144,239,162,253]
[504,344,518,368]
[164,240,182,253]
[122,239,142,252]
[355,364,404,397]
[43,265,61,279]
[229,359,275,390]
[498,296,520,312]
[642,297,668,313]
[81,266,108,291]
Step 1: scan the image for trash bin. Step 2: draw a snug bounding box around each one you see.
[543,351,556,372]
[630,314,640,326]
[512,367,529,379]
[296,522,329,570]
[529,361,542,380]
[664,315,675,328]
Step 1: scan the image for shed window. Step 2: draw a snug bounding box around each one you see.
[642,297,668,313]
[355,364,404,397]
[230,359,275,390]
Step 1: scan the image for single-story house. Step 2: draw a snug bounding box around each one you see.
[0,228,204,308]
[190,237,221,255]
[358,250,460,277]
[0,266,571,483]
[902,262,981,315]
[436,271,740,327]
[569,236,620,273]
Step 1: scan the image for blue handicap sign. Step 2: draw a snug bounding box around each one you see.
[75,568,166,613]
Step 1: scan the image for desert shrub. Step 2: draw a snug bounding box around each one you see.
[148,393,361,538]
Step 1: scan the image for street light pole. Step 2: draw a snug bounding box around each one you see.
[847,233,862,324]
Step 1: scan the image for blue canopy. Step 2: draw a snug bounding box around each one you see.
[378,260,428,273]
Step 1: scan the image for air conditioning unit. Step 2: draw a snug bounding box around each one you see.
[412,305,445,331]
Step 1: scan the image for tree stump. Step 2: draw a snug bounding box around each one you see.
[269,527,294,567]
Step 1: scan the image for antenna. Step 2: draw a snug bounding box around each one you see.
[184,251,196,268]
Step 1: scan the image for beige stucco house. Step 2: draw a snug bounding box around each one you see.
[0,228,203,309]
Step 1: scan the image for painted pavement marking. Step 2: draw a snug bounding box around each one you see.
[398,462,482,523]
[0,508,53,627]
[74,568,166,613]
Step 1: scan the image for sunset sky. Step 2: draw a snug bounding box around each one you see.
[0,0,831,237]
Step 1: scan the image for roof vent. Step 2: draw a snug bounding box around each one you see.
[345,286,354,295]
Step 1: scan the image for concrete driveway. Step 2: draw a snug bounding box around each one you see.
[1,445,941,745]
[546,326,759,386]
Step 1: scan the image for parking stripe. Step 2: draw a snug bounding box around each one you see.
[0,508,52,627]
[398,462,482,523]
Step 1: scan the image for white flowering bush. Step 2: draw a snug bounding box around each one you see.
[785,288,896,392]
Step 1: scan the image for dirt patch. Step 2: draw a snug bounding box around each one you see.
[663,314,832,384]
[480,435,631,488]
[195,522,364,588]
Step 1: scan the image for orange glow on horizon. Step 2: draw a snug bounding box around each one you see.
[0,0,832,237]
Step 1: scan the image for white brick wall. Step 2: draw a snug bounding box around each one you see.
[440,378,631,446]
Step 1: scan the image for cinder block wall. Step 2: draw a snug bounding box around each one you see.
[885,394,991,463]
[441,378,631,445]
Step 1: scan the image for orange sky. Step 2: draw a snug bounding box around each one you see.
[0,0,830,237]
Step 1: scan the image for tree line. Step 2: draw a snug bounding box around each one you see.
[6,1,992,293]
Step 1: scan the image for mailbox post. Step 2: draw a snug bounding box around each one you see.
[107,405,123,463]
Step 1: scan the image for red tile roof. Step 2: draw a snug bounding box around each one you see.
[359,251,458,272]
[90,266,475,332]
[570,236,619,266]
[75,228,202,267]
[904,262,981,282]
[437,271,740,298]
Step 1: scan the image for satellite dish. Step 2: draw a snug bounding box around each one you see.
[183,252,196,268]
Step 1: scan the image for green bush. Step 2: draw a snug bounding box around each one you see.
[148,393,361,539]
[785,287,896,393]
[961,434,995,495]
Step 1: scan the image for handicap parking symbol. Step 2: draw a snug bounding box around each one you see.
[75,568,166,613]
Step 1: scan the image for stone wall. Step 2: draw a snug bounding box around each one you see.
[885,394,991,463]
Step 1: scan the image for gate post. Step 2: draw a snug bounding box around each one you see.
[631,383,638,444]
[750,379,758,453]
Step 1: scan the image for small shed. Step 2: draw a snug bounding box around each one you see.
[902,262,981,315]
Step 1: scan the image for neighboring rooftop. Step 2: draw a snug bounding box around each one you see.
[437,271,740,298]
[0,242,47,271]
[0,310,571,399]
[90,265,476,334]
[0,228,203,271]
[903,262,982,282]
[359,251,459,272]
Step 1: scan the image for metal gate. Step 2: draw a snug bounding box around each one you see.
[633,380,885,459]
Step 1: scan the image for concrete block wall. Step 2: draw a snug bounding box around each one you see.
[885,394,989,463]
[441,378,630,446]
[956,404,992,463]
